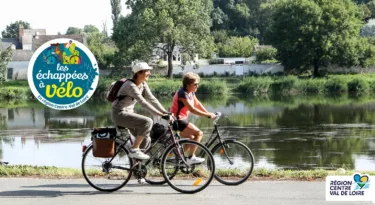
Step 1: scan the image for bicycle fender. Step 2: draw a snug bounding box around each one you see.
[223,139,237,143]
[178,139,192,143]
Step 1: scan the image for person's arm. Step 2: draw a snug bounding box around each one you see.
[193,95,209,113]
[179,92,214,118]
[143,83,168,113]
[128,83,164,116]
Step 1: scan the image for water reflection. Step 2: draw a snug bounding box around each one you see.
[1,93,375,170]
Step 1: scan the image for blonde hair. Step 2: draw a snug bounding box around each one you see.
[182,72,200,88]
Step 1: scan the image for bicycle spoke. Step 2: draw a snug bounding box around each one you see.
[162,141,215,194]
[212,141,254,185]
[82,145,133,191]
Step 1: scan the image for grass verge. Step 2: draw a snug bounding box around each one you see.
[1,165,372,181]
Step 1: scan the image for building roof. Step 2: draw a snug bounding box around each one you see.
[33,35,86,51]
[1,38,22,49]
[10,50,34,61]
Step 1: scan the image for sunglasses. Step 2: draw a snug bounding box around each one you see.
[192,83,199,87]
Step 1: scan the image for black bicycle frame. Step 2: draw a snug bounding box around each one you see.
[204,124,225,148]
[202,124,236,164]
[110,124,188,171]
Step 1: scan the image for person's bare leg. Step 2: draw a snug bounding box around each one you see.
[132,136,145,149]
[180,123,203,156]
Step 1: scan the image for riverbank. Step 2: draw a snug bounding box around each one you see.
[2,74,375,100]
[0,165,372,180]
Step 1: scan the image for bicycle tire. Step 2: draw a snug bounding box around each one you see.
[161,140,215,194]
[81,144,133,192]
[211,140,254,185]
[145,143,179,185]
[145,144,168,185]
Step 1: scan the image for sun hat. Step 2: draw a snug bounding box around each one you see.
[132,62,153,73]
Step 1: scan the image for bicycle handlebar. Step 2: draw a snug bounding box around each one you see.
[163,112,222,125]
[213,112,222,125]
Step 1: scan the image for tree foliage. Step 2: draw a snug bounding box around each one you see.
[211,0,252,36]
[87,32,116,69]
[218,36,258,57]
[83,25,100,34]
[66,25,116,69]
[111,0,122,30]
[266,0,372,77]
[65,27,82,35]
[256,47,277,63]
[113,0,213,78]
[0,41,13,83]
[1,21,31,38]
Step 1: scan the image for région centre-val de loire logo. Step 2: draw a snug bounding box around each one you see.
[28,38,99,110]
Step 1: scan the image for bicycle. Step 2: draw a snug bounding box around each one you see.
[203,112,255,185]
[81,113,216,194]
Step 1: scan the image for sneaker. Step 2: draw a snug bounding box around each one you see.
[186,156,205,165]
[137,178,146,184]
[129,148,150,160]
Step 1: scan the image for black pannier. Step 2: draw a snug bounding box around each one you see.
[150,123,167,143]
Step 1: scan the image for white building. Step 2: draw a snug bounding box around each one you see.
[152,43,198,66]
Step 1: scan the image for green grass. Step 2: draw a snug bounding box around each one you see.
[1,165,373,180]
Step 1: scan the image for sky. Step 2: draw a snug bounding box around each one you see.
[0,0,131,36]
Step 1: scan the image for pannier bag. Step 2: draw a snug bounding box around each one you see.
[91,128,117,158]
[150,123,167,143]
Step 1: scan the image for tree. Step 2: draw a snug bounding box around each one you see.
[219,36,258,57]
[1,21,31,38]
[111,0,122,30]
[87,32,116,69]
[83,25,100,34]
[81,25,116,69]
[113,0,213,78]
[65,27,82,35]
[0,41,13,83]
[266,0,366,77]
[211,0,252,36]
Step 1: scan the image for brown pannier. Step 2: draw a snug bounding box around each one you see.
[91,128,117,158]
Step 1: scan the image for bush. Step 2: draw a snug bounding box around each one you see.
[219,37,259,57]
[256,47,277,63]
[297,78,325,93]
[197,80,228,95]
[235,77,273,95]
[347,78,369,93]
[325,76,348,92]
[271,76,298,93]
[0,87,30,100]
[148,80,181,96]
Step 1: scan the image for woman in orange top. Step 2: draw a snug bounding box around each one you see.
[170,72,216,164]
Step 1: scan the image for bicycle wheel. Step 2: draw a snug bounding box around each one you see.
[82,144,133,192]
[145,143,170,185]
[211,140,254,185]
[161,140,215,194]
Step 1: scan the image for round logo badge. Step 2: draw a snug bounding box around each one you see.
[28,38,99,110]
